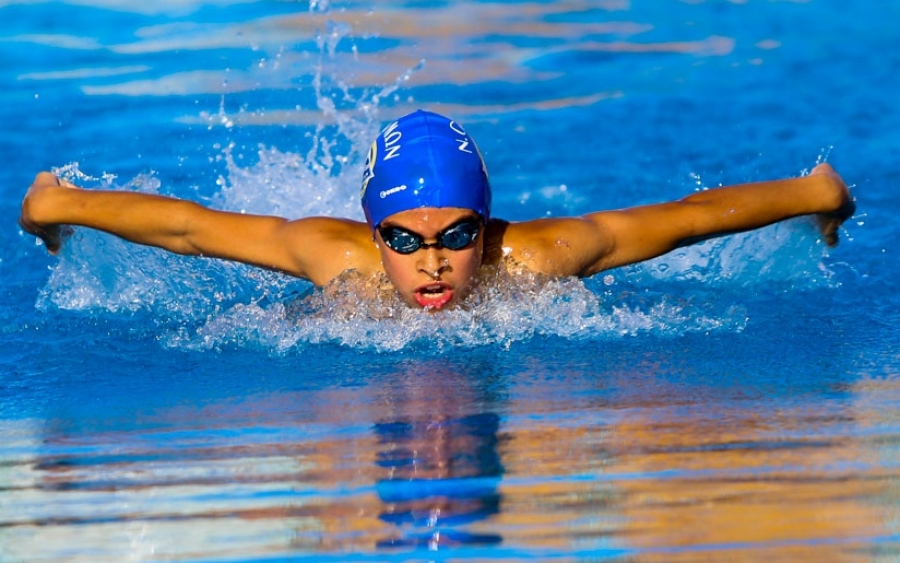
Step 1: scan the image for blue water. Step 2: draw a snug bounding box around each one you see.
[2,1,900,561]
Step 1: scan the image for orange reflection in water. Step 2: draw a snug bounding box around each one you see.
[14,359,900,561]
[495,358,896,561]
[47,1,743,105]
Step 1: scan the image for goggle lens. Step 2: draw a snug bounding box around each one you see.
[379,219,481,254]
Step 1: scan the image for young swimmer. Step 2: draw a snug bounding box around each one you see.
[19,110,855,311]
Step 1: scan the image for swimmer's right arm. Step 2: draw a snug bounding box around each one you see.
[19,172,370,284]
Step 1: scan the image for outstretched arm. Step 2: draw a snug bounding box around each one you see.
[503,163,855,278]
[19,172,372,285]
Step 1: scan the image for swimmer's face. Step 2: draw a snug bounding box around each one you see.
[375,207,484,311]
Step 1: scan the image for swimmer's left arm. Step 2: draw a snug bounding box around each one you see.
[508,163,855,278]
[581,163,855,276]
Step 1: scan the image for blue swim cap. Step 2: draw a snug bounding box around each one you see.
[360,110,491,229]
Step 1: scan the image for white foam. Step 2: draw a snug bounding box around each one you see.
[157,262,748,354]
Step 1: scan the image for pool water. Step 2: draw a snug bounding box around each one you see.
[2,1,899,561]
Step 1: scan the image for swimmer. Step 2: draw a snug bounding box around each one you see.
[19,110,855,311]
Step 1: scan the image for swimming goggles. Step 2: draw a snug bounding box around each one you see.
[378,219,482,254]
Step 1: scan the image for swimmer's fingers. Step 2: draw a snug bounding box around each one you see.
[20,172,76,255]
[815,212,847,247]
[816,196,855,247]
[18,215,71,255]
[810,165,855,247]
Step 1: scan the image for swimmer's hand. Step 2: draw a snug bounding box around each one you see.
[19,172,75,255]
[810,163,856,247]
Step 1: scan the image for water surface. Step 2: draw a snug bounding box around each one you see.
[1,1,899,561]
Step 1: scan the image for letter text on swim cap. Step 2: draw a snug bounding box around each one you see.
[449,120,473,154]
[383,121,402,161]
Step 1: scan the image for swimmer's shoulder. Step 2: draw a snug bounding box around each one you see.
[485,216,614,277]
[484,217,550,270]
[281,216,383,285]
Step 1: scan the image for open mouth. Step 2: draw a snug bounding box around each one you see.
[414,282,454,310]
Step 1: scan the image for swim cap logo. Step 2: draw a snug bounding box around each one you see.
[360,140,377,198]
[380,185,407,199]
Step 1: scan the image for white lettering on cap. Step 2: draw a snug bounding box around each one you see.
[383,121,402,160]
[449,120,473,154]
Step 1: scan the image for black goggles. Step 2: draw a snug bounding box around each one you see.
[378,219,482,255]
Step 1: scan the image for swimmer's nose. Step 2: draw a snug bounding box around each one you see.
[417,249,451,279]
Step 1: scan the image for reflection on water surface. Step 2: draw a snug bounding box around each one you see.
[3,355,900,562]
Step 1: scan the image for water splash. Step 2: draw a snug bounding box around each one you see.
[633,219,838,288]
[160,262,747,354]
